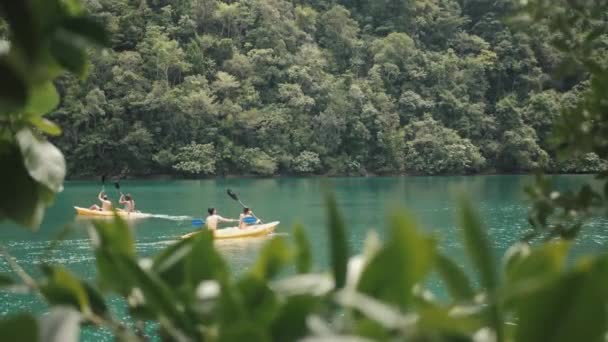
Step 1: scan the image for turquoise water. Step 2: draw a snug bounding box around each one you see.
[1,175,606,339]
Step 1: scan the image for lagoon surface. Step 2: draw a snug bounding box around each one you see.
[1,175,606,340]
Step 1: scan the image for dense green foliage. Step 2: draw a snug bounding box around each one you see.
[42,0,606,177]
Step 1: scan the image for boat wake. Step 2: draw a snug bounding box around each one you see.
[147,214,192,221]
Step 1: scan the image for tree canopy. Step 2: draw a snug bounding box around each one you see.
[38,0,606,177]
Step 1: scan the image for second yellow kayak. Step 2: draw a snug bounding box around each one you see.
[181,221,279,240]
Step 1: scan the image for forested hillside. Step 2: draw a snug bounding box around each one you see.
[44,0,606,177]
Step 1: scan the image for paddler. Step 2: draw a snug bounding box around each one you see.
[119,193,137,213]
[89,191,113,211]
[239,207,260,229]
[206,208,238,231]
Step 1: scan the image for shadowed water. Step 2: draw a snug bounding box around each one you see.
[0,175,606,340]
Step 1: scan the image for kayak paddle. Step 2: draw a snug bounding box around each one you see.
[227,189,247,208]
[114,181,124,196]
[101,174,106,192]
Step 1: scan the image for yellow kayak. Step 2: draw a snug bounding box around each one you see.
[74,206,151,219]
[181,221,279,240]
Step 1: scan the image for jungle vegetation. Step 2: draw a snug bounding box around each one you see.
[28,0,607,177]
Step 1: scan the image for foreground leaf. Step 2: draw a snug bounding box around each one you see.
[435,253,475,302]
[357,213,435,309]
[514,259,607,342]
[50,34,87,77]
[0,273,15,287]
[270,295,320,341]
[251,237,291,280]
[187,230,229,285]
[293,224,312,273]
[23,81,60,116]
[16,128,65,193]
[504,241,569,289]
[459,198,496,290]
[219,321,270,342]
[0,313,38,341]
[0,58,28,113]
[236,275,279,327]
[92,216,135,257]
[28,117,62,136]
[325,192,348,289]
[0,143,47,229]
[40,265,90,313]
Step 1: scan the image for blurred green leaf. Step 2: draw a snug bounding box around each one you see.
[219,321,270,342]
[325,192,348,289]
[459,198,496,291]
[40,265,99,316]
[505,241,569,288]
[417,306,483,336]
[354,319,391,340]
[39,306,81,342]
[0,58,28,113]
[81,282,108,317]
[23,82,60,116]
[270,295,319,341]
[514,260,607,342]
[293,224,312,274]
[28,117,62,136]
[37,241,104,317]
[435,253,474,302]
[16,128,66,193]
[92,217,136,295]
[237,275,279,326]
[251,237,291,280]
[61,16,110,46]
[300,335,375,342]
[357,213,435,310]
[60,0,85,15]
[187,230,229,285]
[92,216,135,257]
[97,249,197,336]
[0,273,15,287]
[0,313,38,342]
[458,198,503,339]
[50,34,88,77]
[218,281,247,324]
[152,235,193,288]
[94,250,133,295]
[0,144,48,229]
[0,2,38,60]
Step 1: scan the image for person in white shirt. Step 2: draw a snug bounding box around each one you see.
[205,208,238,231]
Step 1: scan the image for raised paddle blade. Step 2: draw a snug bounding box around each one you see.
[114,182,120,190]
[101,175,106,184]
[192,219,204,227]
[227,189,239,201]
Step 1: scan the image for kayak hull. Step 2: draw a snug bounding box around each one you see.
[182,221,279,240]
[74,207,150,219]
